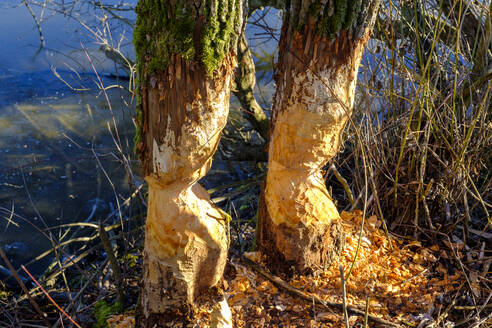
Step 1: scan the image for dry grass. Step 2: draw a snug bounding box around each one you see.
[0,0,490,327]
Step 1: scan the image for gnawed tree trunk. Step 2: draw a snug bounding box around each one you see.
[133,1,241,326]
[259,0,381,276]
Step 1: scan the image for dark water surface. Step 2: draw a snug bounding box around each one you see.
[0,1,280,276]
[0,0,138,274]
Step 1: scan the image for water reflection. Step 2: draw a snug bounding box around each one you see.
[0,0,139,275]
[0,86,136,272]
[0,1,279,277]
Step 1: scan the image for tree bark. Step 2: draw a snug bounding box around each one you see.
[259,0,381,276]
[231,2,288,142]
[133,0,241,326]
[233,33,270,141]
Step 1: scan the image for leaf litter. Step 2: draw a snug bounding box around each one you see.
[224,210,463,327]
[106,210,464,327]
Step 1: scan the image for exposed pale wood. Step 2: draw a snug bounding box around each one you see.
[260,30,370,274]
[259,0,381,275]
[137,56,236,326]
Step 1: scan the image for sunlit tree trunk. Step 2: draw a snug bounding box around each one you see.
[133,1,241,326]
[259,0,381,275]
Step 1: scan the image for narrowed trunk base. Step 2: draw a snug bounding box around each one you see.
[135,262,193,328]
[135,283,229,328]
[258,190,345,277]
[135,290,191,328]
[135,177,230,328]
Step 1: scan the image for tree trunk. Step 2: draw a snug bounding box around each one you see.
[133,1,241,326]
[259,0,381,276]
[233,32,270,141]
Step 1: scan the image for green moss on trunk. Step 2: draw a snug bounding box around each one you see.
[286,0,378,40]
[134,0,241,79]
[133,0,242,152]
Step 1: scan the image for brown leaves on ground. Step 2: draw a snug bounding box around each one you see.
[106,314,135,328]
[106,210,463,327]
[225,210,463,327]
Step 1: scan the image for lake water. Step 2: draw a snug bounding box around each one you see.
[0,0,140,275]
[0,1,279,276]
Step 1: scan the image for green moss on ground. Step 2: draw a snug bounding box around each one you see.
[93,300,123,328]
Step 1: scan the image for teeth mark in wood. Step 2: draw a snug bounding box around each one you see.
[260,11,377,275]
[137,52,236,324]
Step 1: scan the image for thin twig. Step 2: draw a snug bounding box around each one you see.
[454,303,492,310]
[21,265,82,328]
[98,221,125,305]
[0,249,50,328]
[23,0,45,55]
[340,265,350,328]
[52,265,104,328]
[364,296,370,328]
[331,164,355,205]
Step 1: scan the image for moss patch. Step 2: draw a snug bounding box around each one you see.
[93,300,123,328]
[133,0,242,152]
[0,290,10,299]
[133,0,241,80]
[287,0,366,39]
[201,0,242,75]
